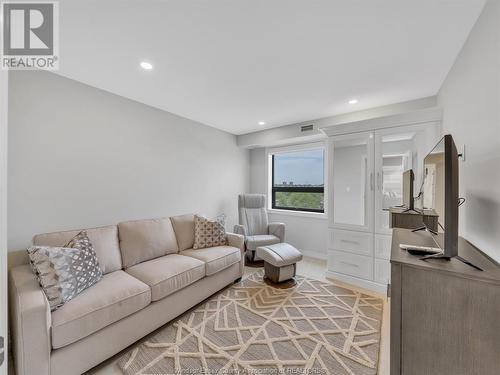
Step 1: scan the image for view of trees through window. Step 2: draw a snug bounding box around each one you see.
[272,148,324,212]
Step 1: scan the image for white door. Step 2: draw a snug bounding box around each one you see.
[374,123,441,234]
[329,132,375,233]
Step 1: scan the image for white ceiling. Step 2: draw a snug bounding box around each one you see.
[56,0,485,135]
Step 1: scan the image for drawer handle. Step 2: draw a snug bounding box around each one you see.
[341,239,360,245]
[340,261,360,268]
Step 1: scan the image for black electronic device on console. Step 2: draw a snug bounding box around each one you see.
[412,134,482,270]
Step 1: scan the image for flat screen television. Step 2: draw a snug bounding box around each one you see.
[420,134,459,258]
[402,169,414,210]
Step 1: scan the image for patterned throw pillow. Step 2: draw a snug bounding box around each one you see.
[28,231,103,311]
[193,214,228,249]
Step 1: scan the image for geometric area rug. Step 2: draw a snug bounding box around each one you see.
[118,271,383,375]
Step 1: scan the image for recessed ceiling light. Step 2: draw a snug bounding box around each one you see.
[140,61,153,70]
[258,121,266,126]
[348,99,358,104]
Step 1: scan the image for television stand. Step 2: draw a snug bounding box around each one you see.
[412,225,438,236]
[411,225,483,271]
[420,252,484,271]
[390,228,500,375]
[393,203,421,214]
[401,208,420,214]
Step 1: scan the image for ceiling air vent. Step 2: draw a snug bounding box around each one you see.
[300,124,314,132]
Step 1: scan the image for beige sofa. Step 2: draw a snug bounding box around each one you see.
[9,214,245,375]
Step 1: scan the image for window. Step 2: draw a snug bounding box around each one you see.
[271,147,325,213]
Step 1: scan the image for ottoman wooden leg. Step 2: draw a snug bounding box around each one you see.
[264,262,297,288]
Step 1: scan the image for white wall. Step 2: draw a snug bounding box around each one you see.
[267,213,328,260]
[0,68,8,375]
[249,148,267,195]
[438,0,500,261]
[8,71,249,253]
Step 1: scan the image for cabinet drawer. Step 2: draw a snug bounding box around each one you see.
[375,234,392,260]
[374,258,391,284]
[329,229,373,256]
[328,250,373,280]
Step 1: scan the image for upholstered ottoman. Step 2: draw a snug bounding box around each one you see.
[256,243,302,285]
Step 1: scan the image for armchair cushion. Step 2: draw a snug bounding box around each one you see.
[245,234,280,251]
[238,194,269,235]
[268,222,286,242]
[241,208,268,235]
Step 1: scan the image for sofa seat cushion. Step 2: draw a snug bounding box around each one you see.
[125,254,205,301]
[181,246,241,276]
[245,234,280,250]
[51,270,151,349]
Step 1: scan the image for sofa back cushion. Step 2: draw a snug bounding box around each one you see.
[170,214,195,251]
[33,225,122,274]
[118,217,178,268]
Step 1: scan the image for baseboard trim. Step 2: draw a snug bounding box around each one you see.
[299,249,327,260]
[325,270,387,295]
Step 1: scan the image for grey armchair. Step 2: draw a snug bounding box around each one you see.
[234,194,285,264]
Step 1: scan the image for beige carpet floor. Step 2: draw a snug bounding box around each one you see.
[117,271,383,375]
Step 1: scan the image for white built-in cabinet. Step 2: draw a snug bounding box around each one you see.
[324,113,441,293]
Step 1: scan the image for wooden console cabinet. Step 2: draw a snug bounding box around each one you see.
[389,207,438,231]
[390,228,500,375]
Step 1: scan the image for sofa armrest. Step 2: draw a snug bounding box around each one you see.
[226,232,245,277]
[9,265,51,375]
[268,222,286,242]
[232,224,247,237]
[227,232,244,250]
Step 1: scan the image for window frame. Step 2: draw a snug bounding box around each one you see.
[268,143,327,214]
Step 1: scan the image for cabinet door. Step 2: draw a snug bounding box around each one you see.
[329,132,374,233]
[374,124,440,234]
